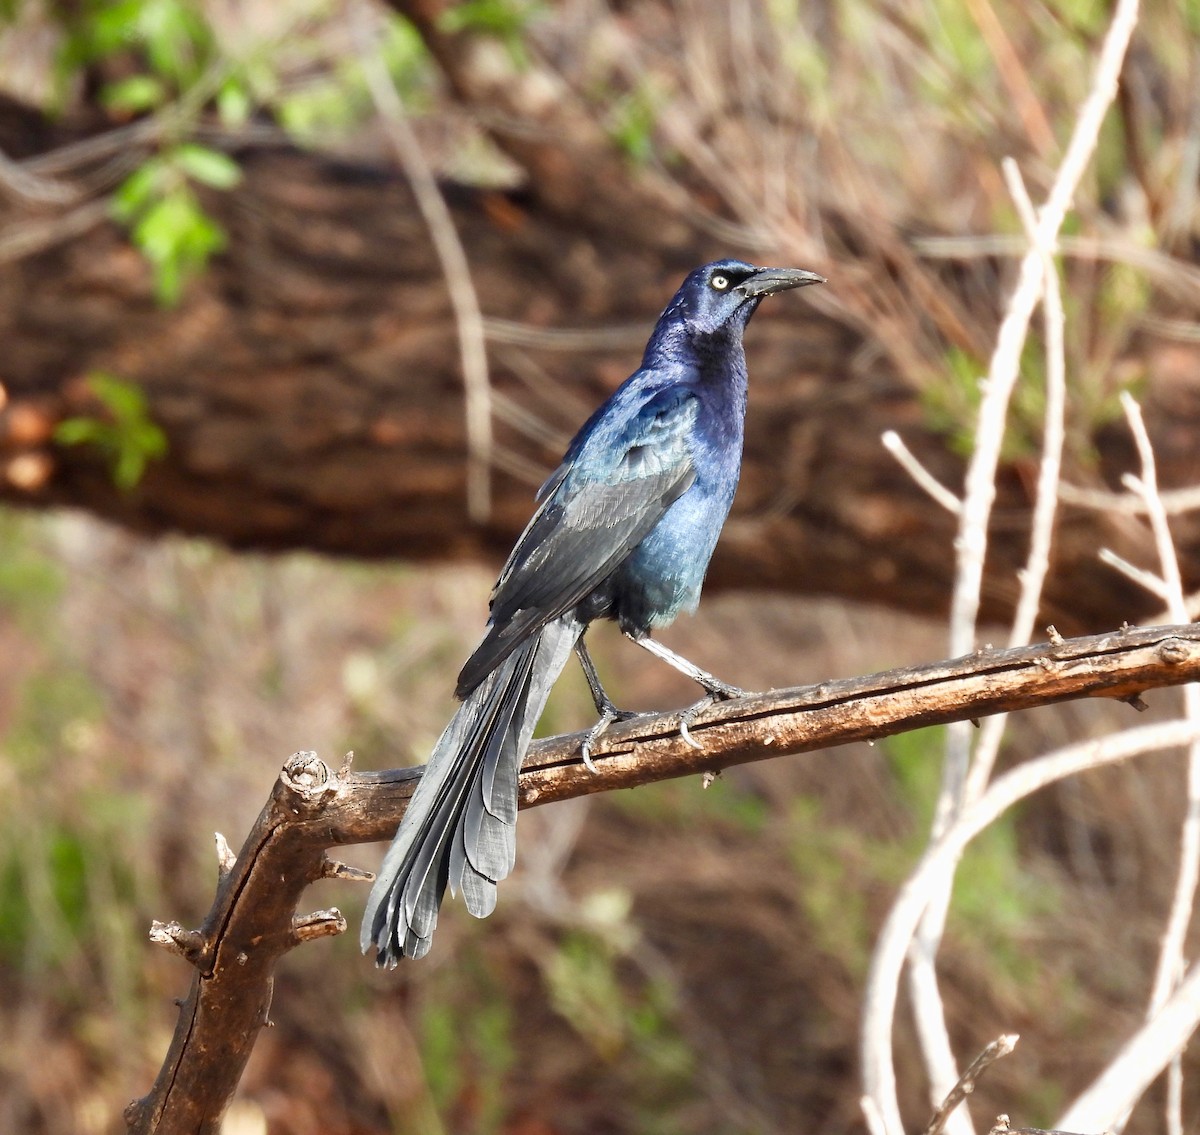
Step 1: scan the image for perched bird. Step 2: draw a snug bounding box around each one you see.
[362,258,824,964]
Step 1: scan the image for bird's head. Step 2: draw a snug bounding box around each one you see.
[659,258,825,342]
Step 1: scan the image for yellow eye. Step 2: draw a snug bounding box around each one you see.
[711,274,730,291]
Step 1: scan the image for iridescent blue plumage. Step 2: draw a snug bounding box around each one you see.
[363,259,824,964]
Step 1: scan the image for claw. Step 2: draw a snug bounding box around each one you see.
[678,696,714,750]
[678,679,751,750]
[581,703,641,772]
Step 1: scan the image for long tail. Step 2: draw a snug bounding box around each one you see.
[361,615,581,964]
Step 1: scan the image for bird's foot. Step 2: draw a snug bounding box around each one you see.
[679,682,751,750]
[698,676,747,701]
[581,703,641,773]
[678,697,714,750]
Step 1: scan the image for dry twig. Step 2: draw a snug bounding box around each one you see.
[924,1035,1020,1135]
[354,5,494,522]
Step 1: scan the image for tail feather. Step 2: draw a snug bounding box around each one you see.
[361,615,581,965]
[459,660,532,880]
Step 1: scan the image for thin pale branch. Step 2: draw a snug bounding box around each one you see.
[862,716,1200,1135]
[1057,959,1200,1133]
[881,431,962,515]
[1119,394,1200,1135]
[1123,398,1191,628]
[900,0,1141,1123]
[990,1121,1098,1135]
[1098,547,1169,598]
[354,5,494,522]
[911,235,1200,306]
[961,159,1070,802]
[949,0,1140,653]
[1058,482,1200,516]
[1000,160,1068,657]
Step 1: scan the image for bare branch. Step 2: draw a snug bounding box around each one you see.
[318,856,374,882]
[1058,482,1200,517]
[353,6,494,522]
[881,431,962,514]
[0,144,83,205]
[1057,960,1200,1133]
[863,717,1200,1135]
[963,157,1070,817]
[129,623,1200,1133]
[1000,161,1068,658]
[1118,393,1200,1135]
[924,1035,1020,1135]
[148,921,205,965]
[948,0,1140,652]
[1098,548,1169,599]
[990,1118,1098,1135]
[899,0,1141,1123]
[289,908,347,946]
[124,752,381,1133]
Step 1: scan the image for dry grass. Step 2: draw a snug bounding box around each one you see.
[2,0,1200,1130]
[0,508,1193,1133]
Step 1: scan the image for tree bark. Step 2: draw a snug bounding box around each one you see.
[0,97,1195,634]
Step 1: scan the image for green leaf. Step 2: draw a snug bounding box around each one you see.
[133,193,191,264]
[130,421,168,459]
[53,418,105,447]
[172,201,226,262]
[278,79,363,139]
[101,74,167,114]
[89,1,145,57]
[138,0,215,86]
[441,0,533,39]
[132,186,226,305]
[113,148,233,304]
[216,79,252,128]
[439,0,540,66]
[609,87,659,165]
[152,255,183,306]
[111,160,167,222]
[89,373,148,420]
[53,373,168,490]
[173,143,241,189]
[113,447,149,490]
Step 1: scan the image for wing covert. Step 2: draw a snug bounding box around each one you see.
[457,383,700,694]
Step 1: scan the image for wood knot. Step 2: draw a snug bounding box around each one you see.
[149,919,206,964]
[277,751,335,812]
[1159,640,1191,665]
[290,908,346,948]
[283,751,328,786]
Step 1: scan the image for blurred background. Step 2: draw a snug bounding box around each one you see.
[0,0,1199,1132]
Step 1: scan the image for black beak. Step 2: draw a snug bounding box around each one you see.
[736,266,826,298]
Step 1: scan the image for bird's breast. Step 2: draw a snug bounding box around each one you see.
[603,456,741,634]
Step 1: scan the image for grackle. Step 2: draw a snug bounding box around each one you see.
[362,259,824,963]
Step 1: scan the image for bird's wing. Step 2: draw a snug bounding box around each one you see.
[456,383,698,694]
[495,382,699,618]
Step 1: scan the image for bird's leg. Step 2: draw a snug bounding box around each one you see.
[625,632,747,699]
[575,638,639,772]
[625,632,751,750]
